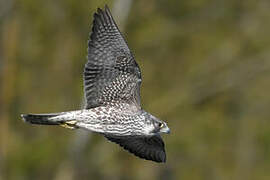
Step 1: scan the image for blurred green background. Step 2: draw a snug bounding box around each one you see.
[1,0,270,179]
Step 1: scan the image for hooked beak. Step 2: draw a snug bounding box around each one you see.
[160,126,170,134]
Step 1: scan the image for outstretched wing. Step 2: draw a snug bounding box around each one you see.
[105,135,166,163]
[84,6,142,109]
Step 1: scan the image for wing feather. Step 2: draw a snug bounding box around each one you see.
[84,6,141,109]
[105,135,166,163]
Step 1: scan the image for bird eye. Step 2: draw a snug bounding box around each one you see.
[158,123,163,128]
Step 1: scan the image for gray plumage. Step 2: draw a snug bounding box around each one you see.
[21,5,170,163]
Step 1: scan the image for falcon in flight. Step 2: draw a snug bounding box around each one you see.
[21,5,170,163]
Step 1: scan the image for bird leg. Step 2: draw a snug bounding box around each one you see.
[60,120,78,129]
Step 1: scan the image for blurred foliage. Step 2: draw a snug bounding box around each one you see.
[1,0,270,179]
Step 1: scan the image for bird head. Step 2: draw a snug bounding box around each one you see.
[144,113,170,135]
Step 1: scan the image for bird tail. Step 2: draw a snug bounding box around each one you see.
[21,113,78,129]
[21,113,62,125]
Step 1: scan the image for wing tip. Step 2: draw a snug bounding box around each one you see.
[104,4,109,11]
[94,5,113,23]
[159,152,166,163]
[90,5,114,42]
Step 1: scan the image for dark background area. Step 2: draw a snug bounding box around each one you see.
[1,0,270,179]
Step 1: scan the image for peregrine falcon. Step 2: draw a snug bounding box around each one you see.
[21,5,170,163]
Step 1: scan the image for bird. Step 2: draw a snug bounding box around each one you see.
[21,5,170,163]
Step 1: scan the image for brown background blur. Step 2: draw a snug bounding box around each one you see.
[1,0,270,179]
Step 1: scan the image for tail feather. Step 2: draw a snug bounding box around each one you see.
[21,113,61,125]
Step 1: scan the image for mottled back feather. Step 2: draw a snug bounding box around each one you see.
[84,6,142,110]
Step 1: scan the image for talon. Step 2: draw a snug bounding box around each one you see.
[66,120,77,125]
[60,120,78,129]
